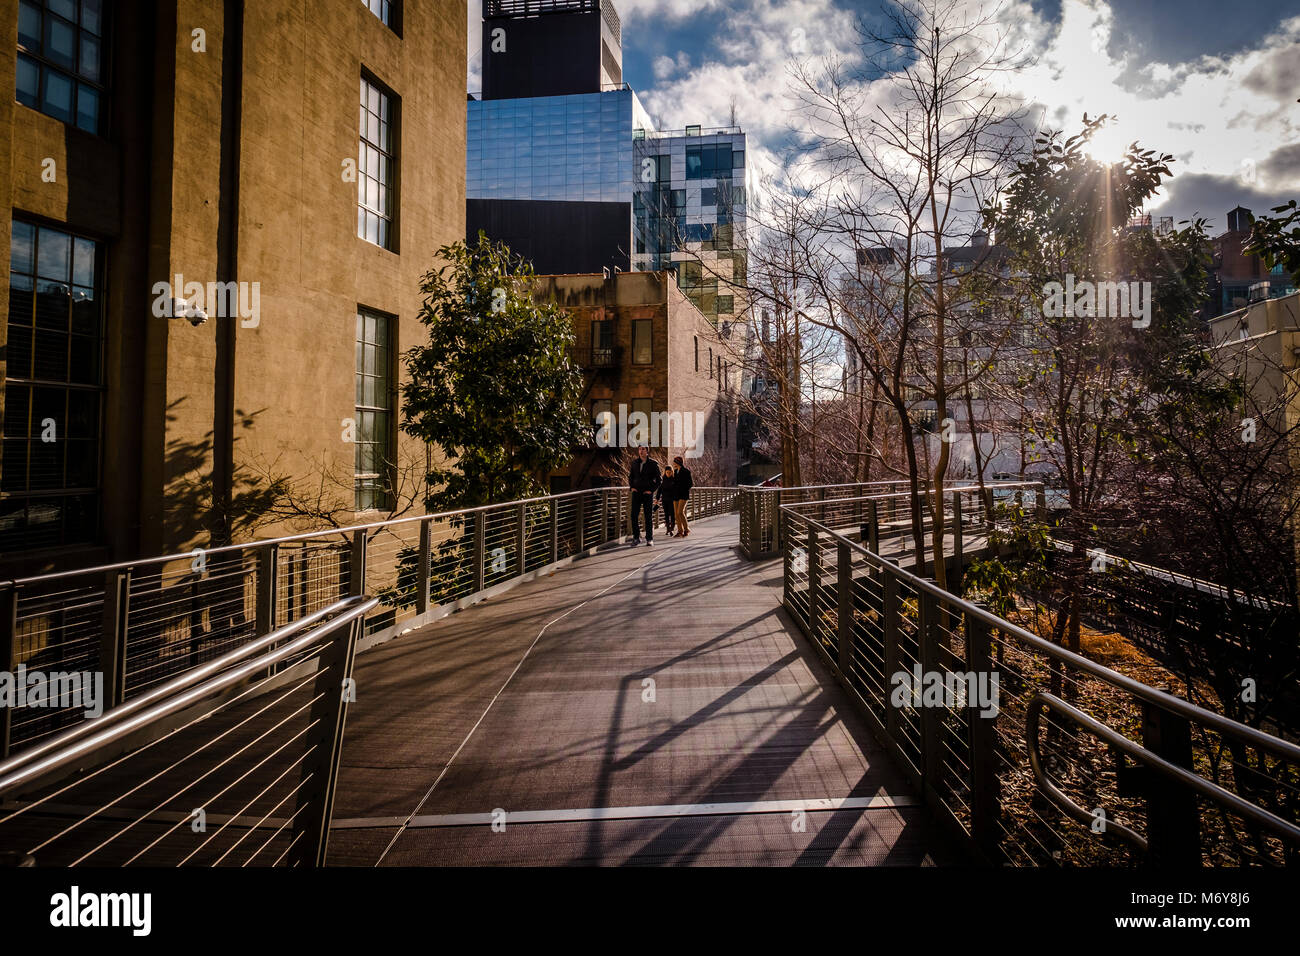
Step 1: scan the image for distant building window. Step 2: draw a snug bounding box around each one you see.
[16,0,106,134]
[693,336,699,371]
[708,347,713,377]
[686,144,732,180]
[717,295,734,315]
[631,398,653,422]
[355,309,394,511]
[591,319,614,364]
[1,219,104,551]
[631,318,652,364]
[359,75,396,250]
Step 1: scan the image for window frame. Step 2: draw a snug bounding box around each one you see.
[2,216,107,552]
[631,318,653,365]
[354,307,397,512]
[358,71,399,252]
[16,0,109,135]
[361,0,402,34]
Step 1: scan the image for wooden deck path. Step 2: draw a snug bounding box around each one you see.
[326,514,959,866]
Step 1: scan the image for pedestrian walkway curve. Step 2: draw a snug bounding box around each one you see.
[327,514,955,866]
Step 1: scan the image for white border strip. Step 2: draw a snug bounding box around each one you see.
[335,795,919,830]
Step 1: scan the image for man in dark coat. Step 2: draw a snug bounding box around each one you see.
[628,445,661,546]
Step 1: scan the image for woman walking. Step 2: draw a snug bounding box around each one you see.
[658,466,677,537]
[672,456,692,537]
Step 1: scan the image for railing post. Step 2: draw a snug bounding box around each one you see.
[983,488,995,531]
[806,525,821,635]
[917,589,941,796]
[882,569,903,748]
[951,491,964,587]
[416,519,432,615]
[548,498,559,563]
[773,492,783,556]
[575,494,586,553]
[291,608,362,867]
[964,608,1001,858]
[868,499,879,553]
[0,585,17,759]
[1033,482,1047,525]
[256,543,278,636]
[1140,693,1201,866]
[473,511,487,593]
[100,568,130,709]
[516,502,527,575]
[836,541,853,675]
[348,530,367,598]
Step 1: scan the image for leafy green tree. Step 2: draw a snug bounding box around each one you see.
[379,233,589,611]
[402,231,589,511]
[1244,200,1300,285]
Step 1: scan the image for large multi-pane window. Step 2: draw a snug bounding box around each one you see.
[1,220,104,551]
[686,143,732,179]
[16,0,105,134]
[358,75,396,250]
[355,309,394,511]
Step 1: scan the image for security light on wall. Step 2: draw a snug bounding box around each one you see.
[170,297,209,327]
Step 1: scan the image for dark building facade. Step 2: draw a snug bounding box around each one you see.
[481,0,622,101]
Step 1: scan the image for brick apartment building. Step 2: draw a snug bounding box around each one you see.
[1202,206,1298,321]
[535,271,739,489]
[1,1,466,574]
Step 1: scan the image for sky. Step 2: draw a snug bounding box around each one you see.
[467,0,1300,233]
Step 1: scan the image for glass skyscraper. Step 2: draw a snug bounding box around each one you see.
[467,89,645,204]
[467,0,748,326]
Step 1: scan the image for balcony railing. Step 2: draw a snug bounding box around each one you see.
[486,0,602,17]
[574,345,623,369]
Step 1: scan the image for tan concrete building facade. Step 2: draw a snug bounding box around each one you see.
[535,271,738,489]
[1,1,466,575]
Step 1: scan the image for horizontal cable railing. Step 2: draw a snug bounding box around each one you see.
[0,597,374,867]
[737,479,1045,561]
[778,498,1300,866]
[1,486,740,757]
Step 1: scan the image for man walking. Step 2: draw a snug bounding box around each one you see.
[628,445,661,546]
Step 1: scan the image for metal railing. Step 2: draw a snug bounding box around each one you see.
[779,496,1300,866]
[1,486,740,756]
[0,597,373,867]
[737,479,1041,561]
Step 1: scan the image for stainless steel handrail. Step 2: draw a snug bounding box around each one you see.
[1027,691,1300,849]
[0,600,353,788]
[0,596,377,798]
[782,504,1300,763]
[4,485,742,587]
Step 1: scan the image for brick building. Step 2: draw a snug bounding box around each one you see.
[534,271,738,489]
[1,1,467,573]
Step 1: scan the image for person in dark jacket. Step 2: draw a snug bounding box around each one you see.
[672,455,693,537]
[628,445,661,546]
[658,466,677,536]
